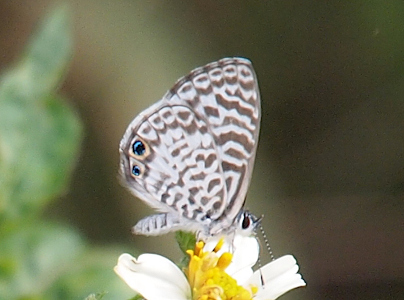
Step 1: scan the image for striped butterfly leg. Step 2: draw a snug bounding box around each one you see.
[133,213,204,236]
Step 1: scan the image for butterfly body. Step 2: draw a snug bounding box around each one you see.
[119,57,261,237]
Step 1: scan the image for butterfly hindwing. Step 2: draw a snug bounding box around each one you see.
[120,103,228,231]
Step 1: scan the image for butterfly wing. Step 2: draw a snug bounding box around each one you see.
[165,57,261,233]
[119,57,260,235]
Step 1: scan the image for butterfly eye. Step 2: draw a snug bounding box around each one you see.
[241,213,251,229]
[132,165,141,176]
[133,140,146,156]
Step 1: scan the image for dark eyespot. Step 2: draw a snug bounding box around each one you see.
[133,140,146,156]
[242,214,251,229]
[132,165,141,176]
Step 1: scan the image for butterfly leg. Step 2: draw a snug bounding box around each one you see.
[133,213,205,236]
[132,213,183,236]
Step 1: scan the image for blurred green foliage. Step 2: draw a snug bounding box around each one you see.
[0,4,132,300]
[0,3,79,224]
[84,293,107,300]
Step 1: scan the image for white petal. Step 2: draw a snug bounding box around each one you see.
[114,253,191,300]
[204,235,259,285]
[226,235,259,284]
[246,255,306,300]
[229,267,254,286]
[203,236,224,252]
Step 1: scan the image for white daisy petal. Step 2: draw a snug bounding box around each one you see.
[202,237,221,252]
[204,235,260,285]
[226,235,259,284]
[230,267,254,286]
[228,235,259,272]
[246,255,306,300]
[114,253,191,300]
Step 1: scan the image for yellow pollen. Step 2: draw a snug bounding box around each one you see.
[213,238,224,252]
[195,241,205,257]
[186,238,255,300]
[217,252,232,270]
[249,285,258,295]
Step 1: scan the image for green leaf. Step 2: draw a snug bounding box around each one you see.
[175,231,196,255]
[0,222,84,299]
[175,231,197,269]
[0,4,82,222]
[19,3,72,99]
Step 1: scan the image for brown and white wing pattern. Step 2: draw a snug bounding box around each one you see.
[119,57,261,236]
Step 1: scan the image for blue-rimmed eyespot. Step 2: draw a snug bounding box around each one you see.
[130,137,149,158]
[132,165,141,176]
[133,140,146,156]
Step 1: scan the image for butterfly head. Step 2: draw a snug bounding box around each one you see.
[235,210,261,236]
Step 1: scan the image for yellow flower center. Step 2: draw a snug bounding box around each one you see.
[186,239,255,300]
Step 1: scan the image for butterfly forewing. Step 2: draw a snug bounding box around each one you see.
[165,58,261,232]
[120,57,261,236]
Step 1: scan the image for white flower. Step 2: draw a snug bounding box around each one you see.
[244,254,306,300]
[114,235,306,300]
[114,253,191,300]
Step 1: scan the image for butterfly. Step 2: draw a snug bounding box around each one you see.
[119,57,261,238]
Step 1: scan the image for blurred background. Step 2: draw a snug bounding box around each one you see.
[1,1,403,299]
